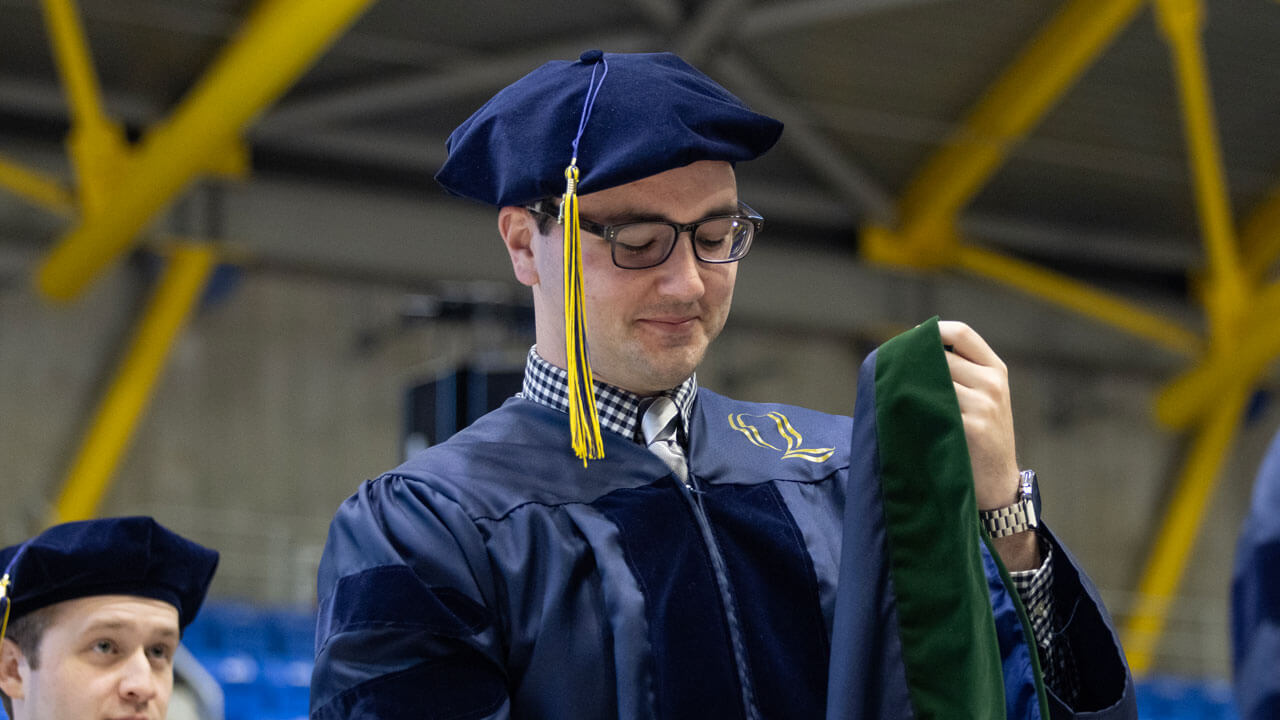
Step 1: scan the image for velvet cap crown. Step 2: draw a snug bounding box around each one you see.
[435,50,784,207]
[0,516,219,630]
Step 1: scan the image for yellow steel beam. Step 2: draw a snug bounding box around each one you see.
[65,121,130,219]
[881,0,1144,259]
[41,0,110,130]
[861,222,959,269]
[41,0,129,217]
[1124,1,1261,673]
[1154,0,1247,344]
[50,243,216,524]
[1240,180,1280,286]
[208,140,252,180]
[1122,377,1251,675]
[953,245,1201,357]
[0,154,74,215]
[35,0,375,302]
[1156,279,1280,428]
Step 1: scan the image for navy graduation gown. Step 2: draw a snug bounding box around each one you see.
[1233,429,1280,720]
[312,390,846,720]
[312,327,1134,719]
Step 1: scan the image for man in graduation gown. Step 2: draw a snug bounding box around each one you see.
[310,50,1136,719]
[1232,427,1280,719]
[0,516,219,720]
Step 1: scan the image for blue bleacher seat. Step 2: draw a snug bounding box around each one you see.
[183,601,316,720]
[1137,674,1239,720]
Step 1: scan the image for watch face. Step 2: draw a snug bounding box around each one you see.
[1019,470,1036,497]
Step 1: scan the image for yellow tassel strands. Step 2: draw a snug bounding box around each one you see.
[561,163,604,464]
[557,53,609,465]
[0,573,12,641]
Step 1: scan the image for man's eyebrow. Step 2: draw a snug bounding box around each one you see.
[592,204,740,226]
[80,620,179,639]
[81,620,131,633]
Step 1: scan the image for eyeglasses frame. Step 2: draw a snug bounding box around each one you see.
[524,200,764,270]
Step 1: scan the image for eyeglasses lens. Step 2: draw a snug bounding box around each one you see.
[611,218,752,269]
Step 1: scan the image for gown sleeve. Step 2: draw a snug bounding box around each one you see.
[309,474,511,720]
[1037,526,1136,719]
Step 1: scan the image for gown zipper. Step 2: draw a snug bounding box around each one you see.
[675,471,762,720]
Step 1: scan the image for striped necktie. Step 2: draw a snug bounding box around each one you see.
[641,396,688,485]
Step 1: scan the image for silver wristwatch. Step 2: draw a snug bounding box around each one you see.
[979,470,1040,538]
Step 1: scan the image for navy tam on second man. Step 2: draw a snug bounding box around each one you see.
[310,50,1137,719]
[0,516,219,720]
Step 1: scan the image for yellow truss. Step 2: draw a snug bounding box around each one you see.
[0,0,374,527]
[51,243,217,524]
[861,0,1280,676]
[36,0,375,302]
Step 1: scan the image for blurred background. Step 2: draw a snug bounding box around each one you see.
[2,0,1278,717]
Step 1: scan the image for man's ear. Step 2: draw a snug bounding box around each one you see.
[498,206,541,287]
[0,637,27,701]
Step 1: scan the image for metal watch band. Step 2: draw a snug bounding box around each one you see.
[980,502,1033,538]
[980,470,1039,538]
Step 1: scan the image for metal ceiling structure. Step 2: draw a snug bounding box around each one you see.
[1,0,1279,676]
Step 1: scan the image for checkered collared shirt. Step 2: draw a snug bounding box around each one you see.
[516,345,1076,702]
[1009,534,1080,704]
[519,347,696,443]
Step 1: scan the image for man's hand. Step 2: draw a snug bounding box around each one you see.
[938,321,1040,571]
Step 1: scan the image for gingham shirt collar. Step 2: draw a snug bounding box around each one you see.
[519,347,697,443]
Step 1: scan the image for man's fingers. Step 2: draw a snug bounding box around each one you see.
[938,320,1003,370]
[952,382,1005,430]
[945,350,980,389]
[945,350,1006,396]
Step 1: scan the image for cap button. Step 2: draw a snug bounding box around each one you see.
[579,49,604,64]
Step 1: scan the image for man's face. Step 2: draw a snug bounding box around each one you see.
[7,595,179,720]
[523,160,740,395]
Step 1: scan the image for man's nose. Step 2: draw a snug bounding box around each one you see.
[117,649,160,704]
[656,232,705,299]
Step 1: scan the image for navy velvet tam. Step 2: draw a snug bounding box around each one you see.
[435,50,784,206]
[0,516,218,630]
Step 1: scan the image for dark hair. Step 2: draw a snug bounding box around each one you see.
[1,606,55,715]
[528,197,560,236]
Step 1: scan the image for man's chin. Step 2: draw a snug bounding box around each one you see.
[640,355,704,392]
[597,359,698,395]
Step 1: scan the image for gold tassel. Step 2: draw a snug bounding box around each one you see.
[561,164,605,464]
[0,573,12,641]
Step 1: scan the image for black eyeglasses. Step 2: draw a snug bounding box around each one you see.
[526,200,763,270]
